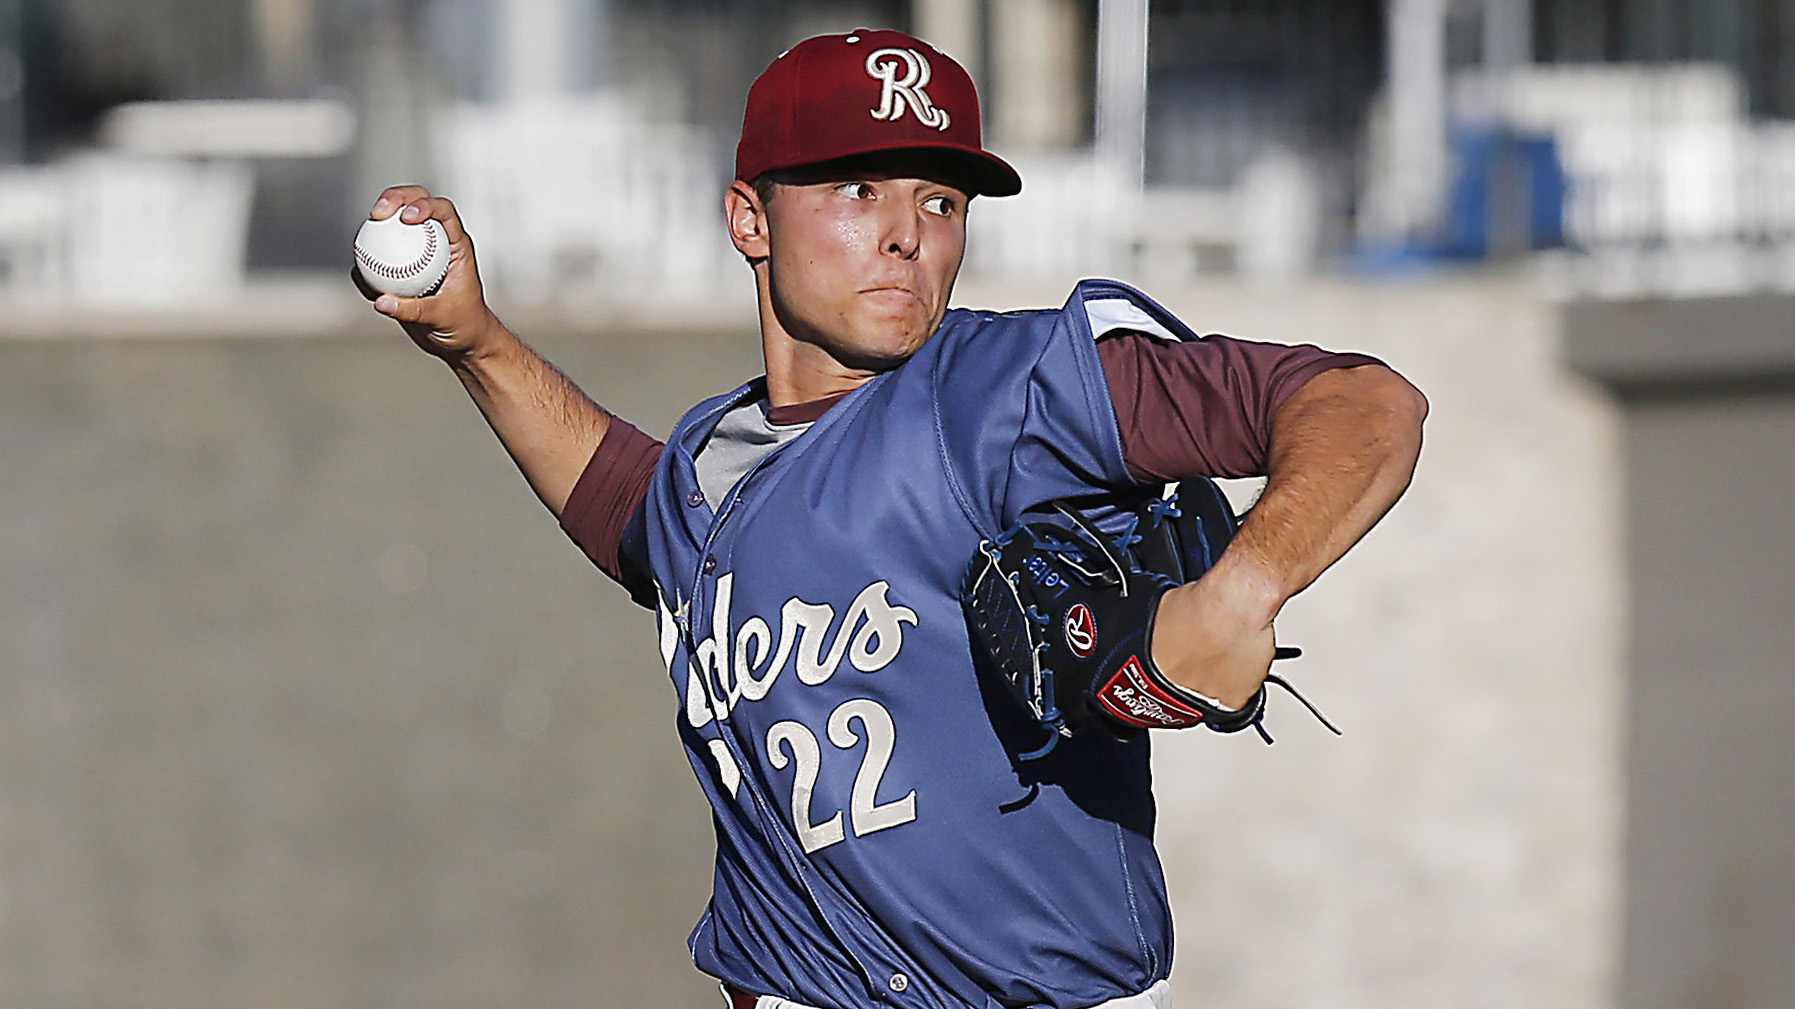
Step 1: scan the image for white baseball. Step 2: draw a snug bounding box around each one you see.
[354,214,451,297]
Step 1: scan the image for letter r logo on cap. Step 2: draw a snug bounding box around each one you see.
[866,47,951,131]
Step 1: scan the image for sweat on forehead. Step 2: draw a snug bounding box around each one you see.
[735,28,1022,198]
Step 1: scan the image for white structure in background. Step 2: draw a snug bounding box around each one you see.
[0,99,353,305]
[949,0,1141,283]
[500,0,606,100]
[964,152,1136,282]
[437,94,735,302]
[427,0,1328,302]
[1120,148,1323,287]
[969,0,1322,286]
[63,153,256,304]
[1233,147,1323,280]
[1479,62,1795,297]
[1486,63,1746,246]
[0,165,64,295]
[1093,0,1149,191]
[99,99,356,159]
[438,0,739,302]
[1362,0,1451,246]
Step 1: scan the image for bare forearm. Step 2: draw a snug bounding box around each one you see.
[1151,364,1426,707]
[356,187,614,517]
[1228,364,1427,605]
[447,319,609,516]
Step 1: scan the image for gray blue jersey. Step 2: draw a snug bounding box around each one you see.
[636,281,1205,1009]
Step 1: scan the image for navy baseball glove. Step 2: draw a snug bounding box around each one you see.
[963,479,1335,756]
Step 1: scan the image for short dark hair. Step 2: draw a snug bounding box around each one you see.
[752,173,779,206]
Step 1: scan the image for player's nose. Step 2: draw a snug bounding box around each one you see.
[879,206,922,259]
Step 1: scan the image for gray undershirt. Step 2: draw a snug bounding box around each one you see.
[694,396,813,510]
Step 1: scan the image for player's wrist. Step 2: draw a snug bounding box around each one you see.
[464,308,514,356]
[440,309,515,365]
[1147,580,1276,711]
[1123,596,1267,729]
[1199,549,1290,626]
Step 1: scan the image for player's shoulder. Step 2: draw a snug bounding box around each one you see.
[916,278,1196,409]
[933,278,1202,355]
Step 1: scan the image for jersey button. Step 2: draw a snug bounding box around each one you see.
[887,973,909,993]
[701,556,717,574]
[686,490,704,507]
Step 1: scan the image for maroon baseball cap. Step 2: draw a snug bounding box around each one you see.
[735,28,1022,197]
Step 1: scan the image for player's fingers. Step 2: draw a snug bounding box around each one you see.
[369,184,432,220]
[401,195,471,246]
[373,292,430,325]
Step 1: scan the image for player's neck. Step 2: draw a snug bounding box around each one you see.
[761,330,876,408]
[756,283,878,409]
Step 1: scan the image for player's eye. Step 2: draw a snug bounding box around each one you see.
[836,182,875,200]
[922,194,957,217]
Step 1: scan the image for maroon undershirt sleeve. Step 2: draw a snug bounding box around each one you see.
[558,416,663,603]
[1096,330,1385,482]
[557,334,1384,600]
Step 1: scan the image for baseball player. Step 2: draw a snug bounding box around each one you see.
[363,28,1425,1009]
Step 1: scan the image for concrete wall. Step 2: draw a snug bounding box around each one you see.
[0,273,1627,1009]
[1567,296,1795,1009]
[1129,276,1624,1009]
[0,321,765,1008]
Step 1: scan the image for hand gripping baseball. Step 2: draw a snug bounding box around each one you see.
[355,186,503,360]
[963,482,1338,756]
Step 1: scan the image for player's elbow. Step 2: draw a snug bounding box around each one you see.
[1383,368,1429,436]
[1345,365,1427,438]
[1304,364,1428,434]
[1397,367,1429,420]
[1368,370,1428,498]
[1311,365,1429,488]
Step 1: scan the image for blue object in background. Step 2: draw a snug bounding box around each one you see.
[1347,124,1568,274]
[1434,125,1569,258]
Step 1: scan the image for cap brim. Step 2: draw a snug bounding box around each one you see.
[750,143,1022,198]
[898,144,1023,198]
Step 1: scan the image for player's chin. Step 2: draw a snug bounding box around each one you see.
[835,343,918,373]
[845,319,937,370]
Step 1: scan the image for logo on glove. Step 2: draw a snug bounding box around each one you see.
[1095,656,1207,729]
[1063,604,1096,657]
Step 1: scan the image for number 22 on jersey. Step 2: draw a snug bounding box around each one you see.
[768,698,917,853]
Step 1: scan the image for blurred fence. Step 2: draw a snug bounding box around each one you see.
[0,98,1330,307]
[436,94,737,302]
[0,99,353,306]
[10,6,1795,307]
[0,155,255,305]
[1477,62,1795,297]
[1498,63,1756,245]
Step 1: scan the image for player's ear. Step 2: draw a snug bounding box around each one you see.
[725,180,770,261]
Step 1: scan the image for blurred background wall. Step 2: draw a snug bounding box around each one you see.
[0,1,1791,1007]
